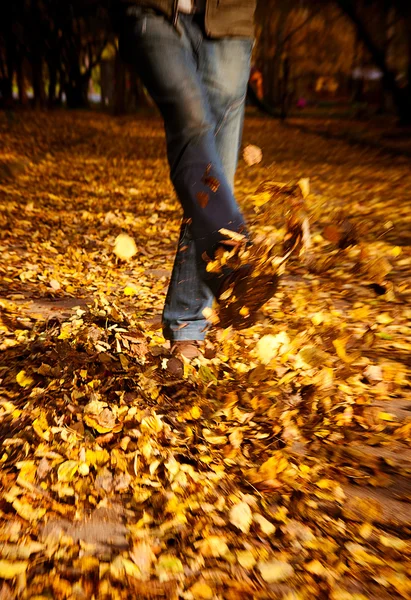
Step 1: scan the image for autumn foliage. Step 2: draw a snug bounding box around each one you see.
[0,112,410,599]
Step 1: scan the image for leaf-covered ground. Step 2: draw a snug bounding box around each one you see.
[0,111,410,600]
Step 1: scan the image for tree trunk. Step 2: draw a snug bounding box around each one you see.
[113,51,127,115]
[266,4,292,106]
[16,57,28,106]
[1,35,15,107]
[32,56,46,108]
[65,75,90,109]
[48,59,58,108]
[337,0,411,124]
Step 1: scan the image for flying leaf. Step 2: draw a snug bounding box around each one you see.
[298,177,310,198]
[114,233,138,260]
[243,144,263,166]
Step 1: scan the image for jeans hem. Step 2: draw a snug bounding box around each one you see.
[162,324,208,342]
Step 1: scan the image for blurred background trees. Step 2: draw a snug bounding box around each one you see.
[0,0,410,123]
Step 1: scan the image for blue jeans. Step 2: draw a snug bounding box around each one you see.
[120,9,252,340]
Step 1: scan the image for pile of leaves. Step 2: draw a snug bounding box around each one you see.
[0,112,410,599]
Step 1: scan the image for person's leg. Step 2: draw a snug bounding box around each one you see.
[120,9,248,341]
[162,22,252,341]
[121,11,245,253]
[200,35,252,188]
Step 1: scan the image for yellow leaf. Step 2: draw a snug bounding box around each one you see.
[332,338,359,364]
[141,414,163,434]
[258,560,294,583]
[190,582,214,600]
[83,413,116,434]
[110,555,141,580]
[16,460,37,485]
[190,405,202,420]
[305,559,328,577]
[12,499,46,522]
[256,333,290,365]
[311,312,324,326]
[58,324,72,340]
[316,479,334,490]
[229,501,252,533]
[331,589,368,600]
[86,448,110,467]
[250,191,271,207]
[298,177,310,198]
[32,413,50,441]
[259,452,290,480]
[359,523,373,539]
[229,429,243,449]
[379,535,407,551]
[377,412,396,422]
[78,463,90,476]
[236,550,257,569]
[114,233,138,261]
[202,428,227,445]
[376,312,394,325]
[351,306,370,320]
[123,285,138,297]
[16,370,34,388]
[156,554,184,580]
[253,514,276,536]
[0,560,28,579]
[197,536,229,558]
[0,542,44,560]
[345,542,384,566]
[57,460,79,482]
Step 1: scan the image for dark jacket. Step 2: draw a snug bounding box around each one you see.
[121,0,256,38]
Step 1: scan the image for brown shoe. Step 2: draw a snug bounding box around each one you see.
[170,341,203,360]
[216,265,279,329]
[166,340,215,377]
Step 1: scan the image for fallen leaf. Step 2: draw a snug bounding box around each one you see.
[229,501,252,533]
[16,370,34,388]
[258,560,294,583]
[190,581,214,599]
[0,560,28,579]
[57,460,79,482]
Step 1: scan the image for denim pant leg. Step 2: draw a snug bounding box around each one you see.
[120,11,250,340]
[162,24,252,340]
